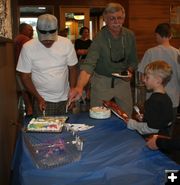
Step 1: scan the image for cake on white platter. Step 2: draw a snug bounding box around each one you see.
[89,106,111,119]
[27,117,67,132]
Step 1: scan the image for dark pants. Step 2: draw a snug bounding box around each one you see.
[33,100,67,117]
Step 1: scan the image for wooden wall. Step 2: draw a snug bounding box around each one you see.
[0,37,18,185]
[18,0,127,7]
[129,0,180,60]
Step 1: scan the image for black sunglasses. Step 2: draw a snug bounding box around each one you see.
[38,29,57,34]
[108,38,125,63]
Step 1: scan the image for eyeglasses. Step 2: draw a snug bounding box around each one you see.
[37,29,57,34]
[108,38,125,63]
[108,16,125,22]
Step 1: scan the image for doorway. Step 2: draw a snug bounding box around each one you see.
[60,7,89,43]
[19,6,54,38]
[60,7,105,43]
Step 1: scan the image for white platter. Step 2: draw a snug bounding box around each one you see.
[112,71,131,78]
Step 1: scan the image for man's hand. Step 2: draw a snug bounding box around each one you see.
[68,87,83,103]
[146,135,159,150]
[68,70,91,106]
[37,96,46,112]
[120,70,133,82]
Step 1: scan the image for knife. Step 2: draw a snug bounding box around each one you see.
[42,109,46,117]
[66,100,71,113]
[133,105,141,115]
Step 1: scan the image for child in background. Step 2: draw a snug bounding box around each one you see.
[127,60,173,135]
[138,23,180,122]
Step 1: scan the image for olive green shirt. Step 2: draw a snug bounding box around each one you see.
[80,26,138,77]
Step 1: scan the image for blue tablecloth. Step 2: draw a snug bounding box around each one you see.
[11,113,180,185]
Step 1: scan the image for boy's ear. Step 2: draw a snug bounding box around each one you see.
[156,75,163,85]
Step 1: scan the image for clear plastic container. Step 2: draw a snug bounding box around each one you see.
[23,130,82,168]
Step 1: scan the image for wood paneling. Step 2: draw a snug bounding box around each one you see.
[129,0,180,59]
[0,38,18,185]
[18,0,127,7]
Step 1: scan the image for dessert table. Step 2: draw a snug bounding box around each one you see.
[11,112,180,185]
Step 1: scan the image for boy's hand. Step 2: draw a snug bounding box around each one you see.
[135,113,143,121]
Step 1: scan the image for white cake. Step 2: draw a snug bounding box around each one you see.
[27,117,67,132]
[89,106,111,119]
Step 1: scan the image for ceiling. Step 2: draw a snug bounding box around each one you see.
[20,6,104,17]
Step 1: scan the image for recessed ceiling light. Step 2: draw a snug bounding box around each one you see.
[74,15,85,20]
[38,7,46,10]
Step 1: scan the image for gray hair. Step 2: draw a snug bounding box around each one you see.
[103,3,125,17]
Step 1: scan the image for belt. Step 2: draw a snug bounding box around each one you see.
[111,77,115,88]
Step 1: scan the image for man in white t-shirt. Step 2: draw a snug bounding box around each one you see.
[16,14,78,116]
[138,23,180,123]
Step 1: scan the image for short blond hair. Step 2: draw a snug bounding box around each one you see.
[103,3,125,17]
[144,60,172,85]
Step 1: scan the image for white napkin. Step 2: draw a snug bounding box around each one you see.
[66,123,94,131]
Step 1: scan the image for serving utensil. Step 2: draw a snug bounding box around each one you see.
[66,100,71,113]
[42,109,46,117]
[133,105,141,115]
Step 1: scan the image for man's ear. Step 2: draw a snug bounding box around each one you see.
[103,15,108,23]
[169,33,172,40]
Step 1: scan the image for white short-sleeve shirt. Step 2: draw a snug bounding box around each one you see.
[138,45,180,107]
[16,36,78,102]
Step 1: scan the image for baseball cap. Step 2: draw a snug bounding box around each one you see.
[37,14,58,41]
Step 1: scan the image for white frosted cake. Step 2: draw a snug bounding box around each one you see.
[27,117,67,132]
[89,106,111,119]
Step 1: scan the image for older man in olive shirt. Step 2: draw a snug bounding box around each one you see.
[69,3,138,116]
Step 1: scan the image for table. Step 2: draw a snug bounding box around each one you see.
[11,112,180,185]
